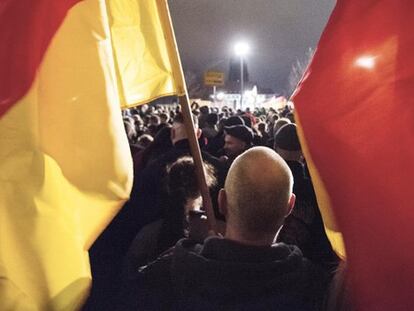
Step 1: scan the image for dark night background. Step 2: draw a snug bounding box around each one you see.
[168,0,336,96]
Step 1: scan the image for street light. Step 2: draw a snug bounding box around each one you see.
[234,41,249,110]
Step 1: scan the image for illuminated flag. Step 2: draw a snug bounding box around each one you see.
[293,0,414,310]
[0,0,185,310]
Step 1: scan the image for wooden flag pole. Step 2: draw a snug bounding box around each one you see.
[158,0,216,232]
[179,95,217,232]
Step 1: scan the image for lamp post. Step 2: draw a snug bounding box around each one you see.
[234,41,249,110]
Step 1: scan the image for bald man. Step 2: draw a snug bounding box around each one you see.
[119,147,330,311]
[219,146,295,246]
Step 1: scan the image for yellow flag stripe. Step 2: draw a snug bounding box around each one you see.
[294,111,346,259]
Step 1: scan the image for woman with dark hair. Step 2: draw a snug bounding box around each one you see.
[124,156,217,273]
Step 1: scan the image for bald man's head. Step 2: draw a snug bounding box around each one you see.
[222,147,294,241]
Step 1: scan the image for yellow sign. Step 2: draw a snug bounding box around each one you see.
[204,71,224,86]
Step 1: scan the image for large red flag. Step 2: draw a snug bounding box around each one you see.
[293,1,414,310]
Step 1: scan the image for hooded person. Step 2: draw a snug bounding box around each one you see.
[117,147,331,311]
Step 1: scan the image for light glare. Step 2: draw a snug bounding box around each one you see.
[355,56,376,69]
[216,92,225,100]
[234,41,249,56]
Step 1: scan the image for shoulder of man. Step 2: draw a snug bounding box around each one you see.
[136,239,202,310]
[139,239,201,277]
[115,246,174,311]
[130,248,175,310]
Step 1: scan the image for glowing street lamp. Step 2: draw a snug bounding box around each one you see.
[234,41,249,109]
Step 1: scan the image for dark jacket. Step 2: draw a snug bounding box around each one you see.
[119,237,330,311]
[277,160,339,270]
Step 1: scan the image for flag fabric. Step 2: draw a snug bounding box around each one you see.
[293,1,414,310]
[0,0,185,310]
[106,0,186,107]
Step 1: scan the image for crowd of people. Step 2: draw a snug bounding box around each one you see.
[82,101,348,310]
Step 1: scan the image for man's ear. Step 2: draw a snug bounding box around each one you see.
[218,188,228,217]
[285,193,296,217]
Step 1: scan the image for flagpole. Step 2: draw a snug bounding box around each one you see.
[157,0,216,232]
[179,95,217,232]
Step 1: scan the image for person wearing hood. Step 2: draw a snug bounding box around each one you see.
[118,147,330,311]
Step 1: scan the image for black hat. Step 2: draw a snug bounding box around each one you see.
[206,113,219,125]
[224,116,245,127]
[274,123,301,151]
[241,115,252,128]
[224,125,253,145]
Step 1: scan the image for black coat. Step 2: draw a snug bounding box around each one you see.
[118,237,330,311]
[277,160,339,270]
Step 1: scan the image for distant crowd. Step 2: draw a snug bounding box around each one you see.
[82,101,350,311]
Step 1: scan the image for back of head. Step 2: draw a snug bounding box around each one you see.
[273,123,302,161]
[166,156,216,207]
[224,125,253,146]
[206,113,219,126]
[224,115,244,127]
[137,134,154,149]
[274,123,301,152]
[241,115,252,128]
[157,156,217,254]
[141,126,172,167]
[199,105,210,115]
[273,118,291,136]
[224,147,293,240]
[153,125,172,147]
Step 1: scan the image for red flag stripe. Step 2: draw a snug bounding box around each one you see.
[0,0,81,117]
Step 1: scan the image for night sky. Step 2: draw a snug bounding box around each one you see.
[168,0,336,94]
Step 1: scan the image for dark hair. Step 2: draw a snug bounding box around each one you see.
[224,116,244,127]
[141,126,173,168]
[199,105,209,114]
[206,113,219,126]
[137,134,153,148]
[156,156,216,253]
[241,115,252,128]
[166,156,216,202]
